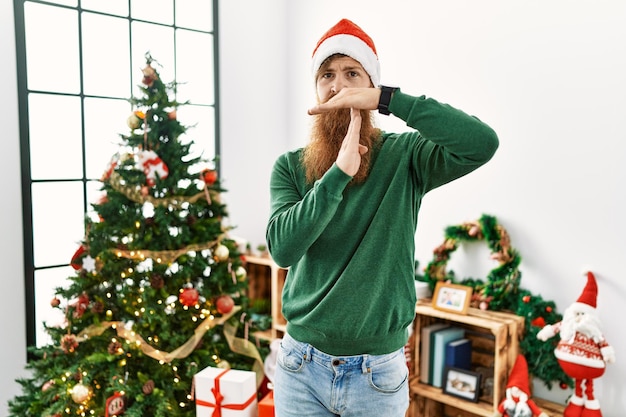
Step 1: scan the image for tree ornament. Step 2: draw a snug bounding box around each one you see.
[235,266,247,281]
[202,168,218,185]
[41,379,55,392]
[108,340,123,355]
[167,110,177,120]
[214,244,230,261]
[105,392,125,417]
[216,359,231,369]
[50,297,60,308]
[61,334,79,353]
[142,380,155,395]
[141,64,158,87]
[179,287,199,307]
[127,113,141,130]
[150,274,164,289]
[70,383,92,404]
[216,294,234,314]
[537,271,615,417]
[136,149,169,186]
[70,245,87,270]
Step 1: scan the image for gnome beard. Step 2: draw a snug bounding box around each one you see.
[560,305,603,343]
[302,108,380,184]
[502,396,532,417]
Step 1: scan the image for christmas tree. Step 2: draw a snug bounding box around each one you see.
[9,54,266,417]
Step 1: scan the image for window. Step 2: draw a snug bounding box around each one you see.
[13,0,220,348]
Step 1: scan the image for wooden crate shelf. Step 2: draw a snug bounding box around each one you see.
[243,254,287,340]
[407,300,565,417]
[408,300,524,417]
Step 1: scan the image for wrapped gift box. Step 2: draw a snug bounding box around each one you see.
[195,366,258,417]
[258,391,274,417]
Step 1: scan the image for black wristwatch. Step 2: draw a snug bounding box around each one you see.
[378,85,398,115]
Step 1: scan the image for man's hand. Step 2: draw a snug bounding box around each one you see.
[335,108,368,177]
[308,87,381,115]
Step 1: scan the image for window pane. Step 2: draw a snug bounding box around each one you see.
[178,104,215,163]
[82,0,129,16]
[34,267,73,347]
[40,0,77,6]
[131,22,175,97]
[32,182,86,267]
[176,0,212,31]
[176,29,214,104]
[29,94,83,179]
[131,0,173,25]
[82,13,131,97]
[24,2,80,93]
[84,97,131,179]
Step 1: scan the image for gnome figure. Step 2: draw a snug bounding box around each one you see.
[537,271,615,417]
[493,354,548,417]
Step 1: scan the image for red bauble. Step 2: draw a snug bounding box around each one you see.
[216,295,234,314]
[522,295,531,303]
[202,169,218,185]
[179,288,199,307]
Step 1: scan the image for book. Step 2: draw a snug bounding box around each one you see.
[431,327,465,387]
[445,338,472,370]
[419,323,449,384]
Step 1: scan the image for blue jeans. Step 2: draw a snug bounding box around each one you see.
[274,333,409,417]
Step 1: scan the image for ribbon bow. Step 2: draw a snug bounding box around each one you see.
[196,369,256,417]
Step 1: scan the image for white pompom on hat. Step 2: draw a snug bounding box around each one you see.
[311,18,380,86]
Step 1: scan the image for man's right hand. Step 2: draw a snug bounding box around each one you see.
[335,108,368,177]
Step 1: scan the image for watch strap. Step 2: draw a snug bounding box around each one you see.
[378,85,398,115]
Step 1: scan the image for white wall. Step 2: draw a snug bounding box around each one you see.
[3,1,625,415]
[220,0,626,414]
[1,1,28,415]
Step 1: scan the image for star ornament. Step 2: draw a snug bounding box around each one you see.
[82,255,96,273]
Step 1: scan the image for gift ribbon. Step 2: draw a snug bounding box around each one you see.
[196,369,256,417]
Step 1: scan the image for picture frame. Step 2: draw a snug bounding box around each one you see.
[432,281,472,315]
[442,366,482,403]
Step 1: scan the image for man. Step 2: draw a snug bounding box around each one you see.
[266,18,499,416]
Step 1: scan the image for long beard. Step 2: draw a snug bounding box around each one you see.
[302,108,380,184]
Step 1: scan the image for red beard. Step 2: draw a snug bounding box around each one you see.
[301,108,380,184]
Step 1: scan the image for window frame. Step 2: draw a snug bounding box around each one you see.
[12,0,221,351]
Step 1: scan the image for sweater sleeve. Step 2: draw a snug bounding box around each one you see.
[266,157,352,268]
[389,90,499,192]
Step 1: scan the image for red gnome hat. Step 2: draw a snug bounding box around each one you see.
[573,271,598,314]
[507,354,531,396]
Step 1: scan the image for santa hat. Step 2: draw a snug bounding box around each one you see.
[507,354,531,396]
[311,19,380,86]
[572,271,598,314]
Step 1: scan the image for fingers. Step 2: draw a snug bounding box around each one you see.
[308,88,379,115]
[335,108,364,177]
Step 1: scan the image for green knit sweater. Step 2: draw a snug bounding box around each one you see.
[266,90,499,355]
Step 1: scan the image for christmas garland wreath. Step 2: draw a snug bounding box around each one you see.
[422,213,521,311]
[419,214,572,390]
